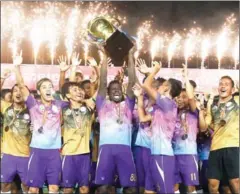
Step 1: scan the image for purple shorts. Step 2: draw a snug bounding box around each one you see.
[134,146,155,191]
[149,155,175,194]
[90,162,97,187]
[26,148,61,188]
[1,154,28,184]
[175,155,199,186]
[62,153,91,188]
[95,144,137,187]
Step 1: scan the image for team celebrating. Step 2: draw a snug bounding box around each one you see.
[0,46,239,194]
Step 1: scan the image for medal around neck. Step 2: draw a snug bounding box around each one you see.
[80,106,87,114]
[181,133,188,140]
[117,118,123,125]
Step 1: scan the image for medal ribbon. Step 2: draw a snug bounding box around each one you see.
[180,111,188,135]
[6,106,24,131]
[114,103,122,123]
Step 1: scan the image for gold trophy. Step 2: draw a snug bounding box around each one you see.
[87,16,133,66]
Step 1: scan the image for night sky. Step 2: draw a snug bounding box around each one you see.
[114,1,238,33]
[1,1,239,68]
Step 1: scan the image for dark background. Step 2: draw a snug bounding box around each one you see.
[1,1,239,69]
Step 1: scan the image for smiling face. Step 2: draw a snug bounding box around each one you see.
[108,82,123,103]
[12,85,24,104]
[38,81,54,103]
[67,85,85,102]
[82,82,91,99]
[218,78,234,99]
[176,90,189,110]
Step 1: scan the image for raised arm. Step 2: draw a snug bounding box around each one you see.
[199,109,208,132]
[58,56,70,91]
[142,61,161,101]
[97,49,108,98]
[88,57,100,91]
[136,58,151,77]
[1,69,11,90]
[12,51,29,100]
[69,52,82,82]
[126,48,137,99]
[182,64,196,112]
[132,83,152,122]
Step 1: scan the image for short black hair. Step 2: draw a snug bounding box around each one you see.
[156,77,166,86]
[189,80,197,89]
[1,89,11,100]
[30,90,39,99]
[168,79,182,98]
[80,79,91,89]
[62,82,80,99]
[36,78,53,91]
[107,80,122,93]
[220,76,234,87]
[76,72,83,79]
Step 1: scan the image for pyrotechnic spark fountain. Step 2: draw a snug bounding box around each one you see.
[216,13,236,69]
[82,40,89,66]
[150,36,162,66]
[44,3,62,65]
[4,3,25,58]
[65,8,80,65]
[167,33,181,68]
[201,37,210,69]
[30,18,45,65]
[184,28,201,67]
[216,29,228,69]
[135,21,152,61]
[233,37,239,69]
[0,2,239,70]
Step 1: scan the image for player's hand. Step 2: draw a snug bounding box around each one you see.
[13,50,23,66]
[132,83,143,97]
[58,56,70,72]
[71,52,82,66]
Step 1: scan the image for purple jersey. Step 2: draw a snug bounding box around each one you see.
[135,99,157,149]
[172,110,199,155]
[96,95,135,146]
[151,93,178,155]
[26,95,68,149]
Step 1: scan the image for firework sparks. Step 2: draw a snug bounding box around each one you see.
[44,3,62,65]
[201,37,210,69]
[135,21,152,60]
[184,28,201,67]
[82,40,89,66]
[167,33,181,68]
[216,29,228,69]
[150,36,163,66]
[3,2,25,57]
[30,18,45,65]
[233,36,239,69]
[65,8,80,65]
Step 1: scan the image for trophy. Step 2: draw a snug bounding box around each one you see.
[87,16,134,66]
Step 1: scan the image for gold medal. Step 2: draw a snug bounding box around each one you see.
[4,126,9,132]
[219,119,226,127]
